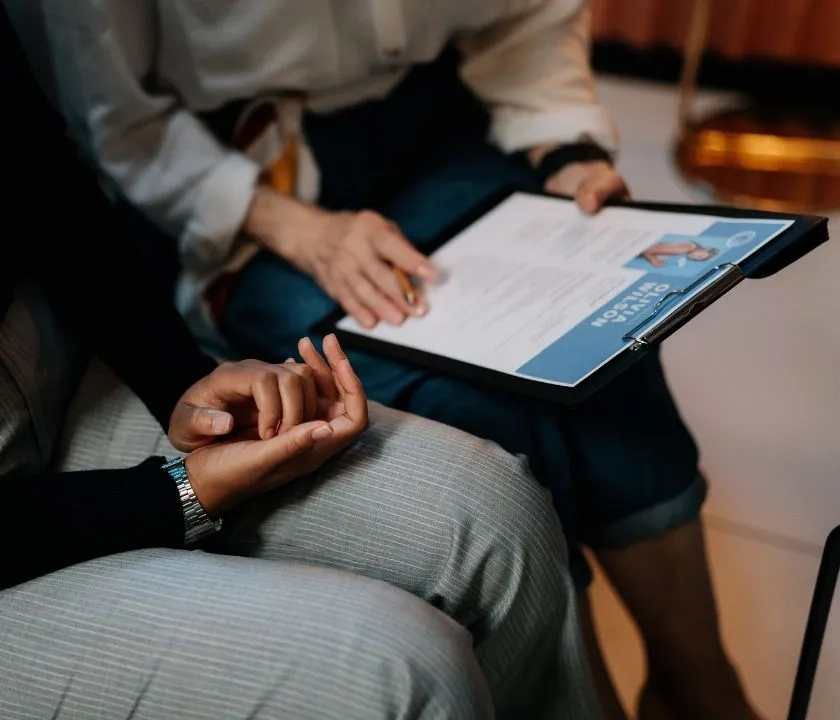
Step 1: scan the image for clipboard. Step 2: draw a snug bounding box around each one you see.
[328,189,829,406]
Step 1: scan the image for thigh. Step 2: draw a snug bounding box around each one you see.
[562,350,705,548]
[0,549,487,720]
[401,375,576,531]
[217,400,578,605]
[390,374,591,586]
[213,402,595,710]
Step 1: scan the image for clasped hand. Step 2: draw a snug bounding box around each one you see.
[168,335,367,517]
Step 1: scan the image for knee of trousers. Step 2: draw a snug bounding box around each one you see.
[243,578,494,720]
[451,440,572,603]
[371,596,494,720]
[271,578,493,720]
[369,406,573,598]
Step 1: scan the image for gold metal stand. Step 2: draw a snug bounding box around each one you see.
[675,0,840,213]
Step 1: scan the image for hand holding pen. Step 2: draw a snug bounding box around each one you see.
[263,201,437,329]
[393,266,418,309]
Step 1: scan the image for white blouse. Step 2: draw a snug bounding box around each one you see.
[8,0,617,343]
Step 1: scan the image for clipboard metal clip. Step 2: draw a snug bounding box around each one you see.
[623,263,743,350]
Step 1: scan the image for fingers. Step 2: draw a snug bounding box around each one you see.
[358,243,427,319]
[175,360,327,456]
[339,269,405,327]
[261,420,332,463]
[193,340,365,514]
[281,359,319,423]
[249,369,286,440]
[322,334,368,429]
[246,420,334,478]
[298,336,338,406]
[542,161,629,214]
[336,288,378,330]
[371,221,437,280]
[327,212,435,328]
[231,362,315,438]
[186,418,336,515]
[544,172,572,198]
[575,169,628,215]
[274,369,307,433]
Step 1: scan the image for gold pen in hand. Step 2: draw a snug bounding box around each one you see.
[393,267,417,307]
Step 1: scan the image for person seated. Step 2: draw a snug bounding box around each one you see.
[7,1,762,716]
[0,15,598,719]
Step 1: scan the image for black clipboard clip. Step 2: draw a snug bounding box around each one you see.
[622,263,743,349]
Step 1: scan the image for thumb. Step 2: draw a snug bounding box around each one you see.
[170,404,235,451]
[186,420,335,515]
[248,420,333,473]
[187,406,234,437]
[576,171,627,215]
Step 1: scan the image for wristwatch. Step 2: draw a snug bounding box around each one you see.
[162,457,223,545]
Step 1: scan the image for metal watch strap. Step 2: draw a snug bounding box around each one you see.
[162,457,222,545]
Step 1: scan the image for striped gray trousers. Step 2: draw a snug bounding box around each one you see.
[0,288,598,720]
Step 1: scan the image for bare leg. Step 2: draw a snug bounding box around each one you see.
[579,591,630,720]
[594,519,760,720]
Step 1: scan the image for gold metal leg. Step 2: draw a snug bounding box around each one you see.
[677,0,712,136]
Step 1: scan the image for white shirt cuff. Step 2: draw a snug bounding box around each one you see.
[179,151,262,273]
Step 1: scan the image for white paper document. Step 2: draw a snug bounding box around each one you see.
[337,192,793,387]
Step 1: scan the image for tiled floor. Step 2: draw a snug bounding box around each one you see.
[589,76,839,720]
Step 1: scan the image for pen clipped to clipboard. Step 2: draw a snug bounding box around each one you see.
[622,263,743,349]
[333,190,829,406]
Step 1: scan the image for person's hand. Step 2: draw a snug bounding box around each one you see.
[183,335,368,517]
[299,210,439,329]
[169,358,323,451]
[543,160,630,214]
[244,188,438,329]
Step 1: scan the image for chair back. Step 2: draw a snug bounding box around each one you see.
[788,525,840,720]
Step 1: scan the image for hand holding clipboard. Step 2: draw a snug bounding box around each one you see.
[331,190,829,406]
